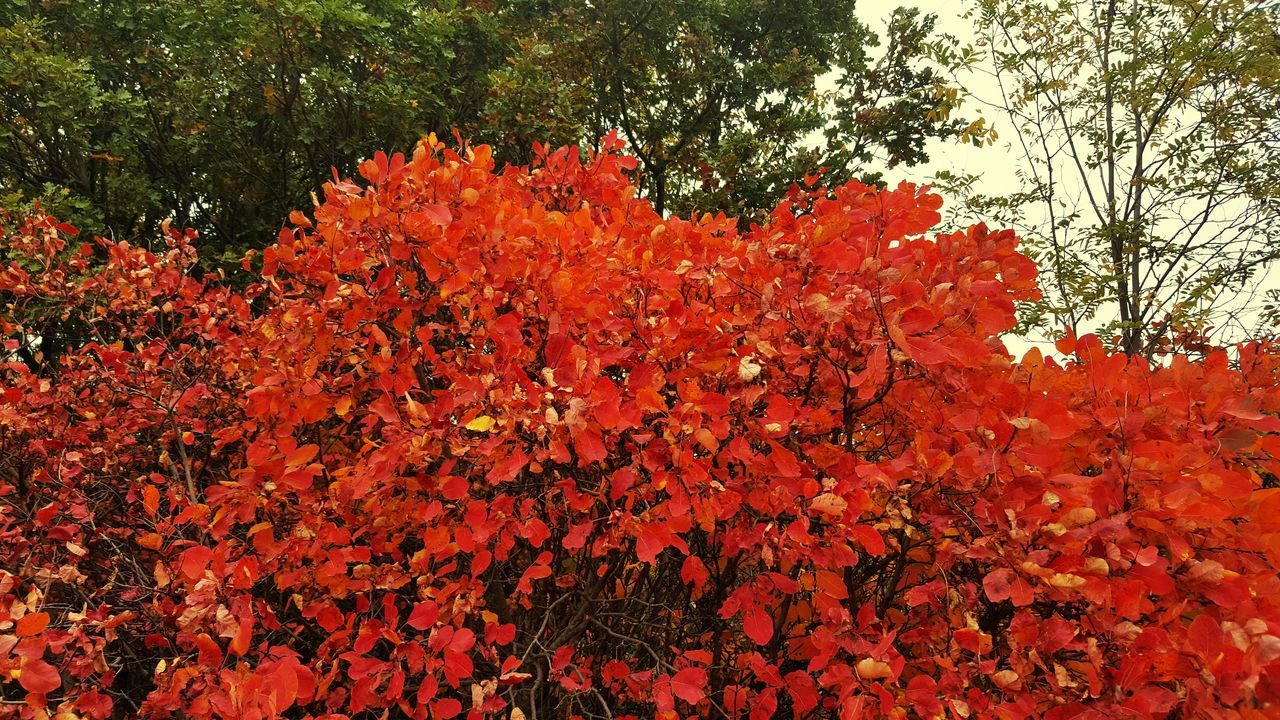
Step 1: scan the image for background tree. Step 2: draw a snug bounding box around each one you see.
[0,0,505,261]
[1,0,970,251]
[421,0,966,220]
[941,0,1280,356]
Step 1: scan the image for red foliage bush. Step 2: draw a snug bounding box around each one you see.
[2,134,1280,719]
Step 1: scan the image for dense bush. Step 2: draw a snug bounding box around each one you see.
[1,136,1279,719]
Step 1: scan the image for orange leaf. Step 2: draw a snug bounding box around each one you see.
[229,615,253,657]
[142,484,160,518]
[15,612,49,637]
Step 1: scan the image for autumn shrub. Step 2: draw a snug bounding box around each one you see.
[2,135,1279,719]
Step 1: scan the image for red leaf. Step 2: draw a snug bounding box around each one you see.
[74,689,114,718]
[407,601,439,631]
[17,658,60,694]
[1188,614,1222,659]
[904,334,948,364]
[17,135,1280,720]
[285,443,319,468]
[315,604,344,633]
[785,671,819,713]
[449,627,476,653]
[983,568,1034,606]
[416,204,452,227]
[670,667,708,704]
[433,698,462,719]
[195,632,223,666]
[180,545,214,581]
[486,622,517,645]
[517,561,552,594]
[574,427,607,464]
[442,475,469,501]
[681,556,709,590]
[489,447,528,483]
[634,524,667,563]
[743,606,773,645]
[267,660,300,712]
[563,521,593,550]
[850,525,886,556]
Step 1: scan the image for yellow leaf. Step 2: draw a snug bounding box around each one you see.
[1061,507,1096,528]
[465,415,496,432]
[1082,557,1110,575]
[1049,573,1085,588]
[855,657,893,680]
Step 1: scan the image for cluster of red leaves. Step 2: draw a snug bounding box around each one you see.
[2,134,1280,719]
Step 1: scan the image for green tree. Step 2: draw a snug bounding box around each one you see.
[947,0,1280,355]
[0,0,505,259]
[486,0,966,219]
[1,0,970,256]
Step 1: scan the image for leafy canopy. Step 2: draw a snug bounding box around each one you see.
[0,0,502,257]
[0,0,965,258]
[2,137,1280,718]
[490,0,963,219]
